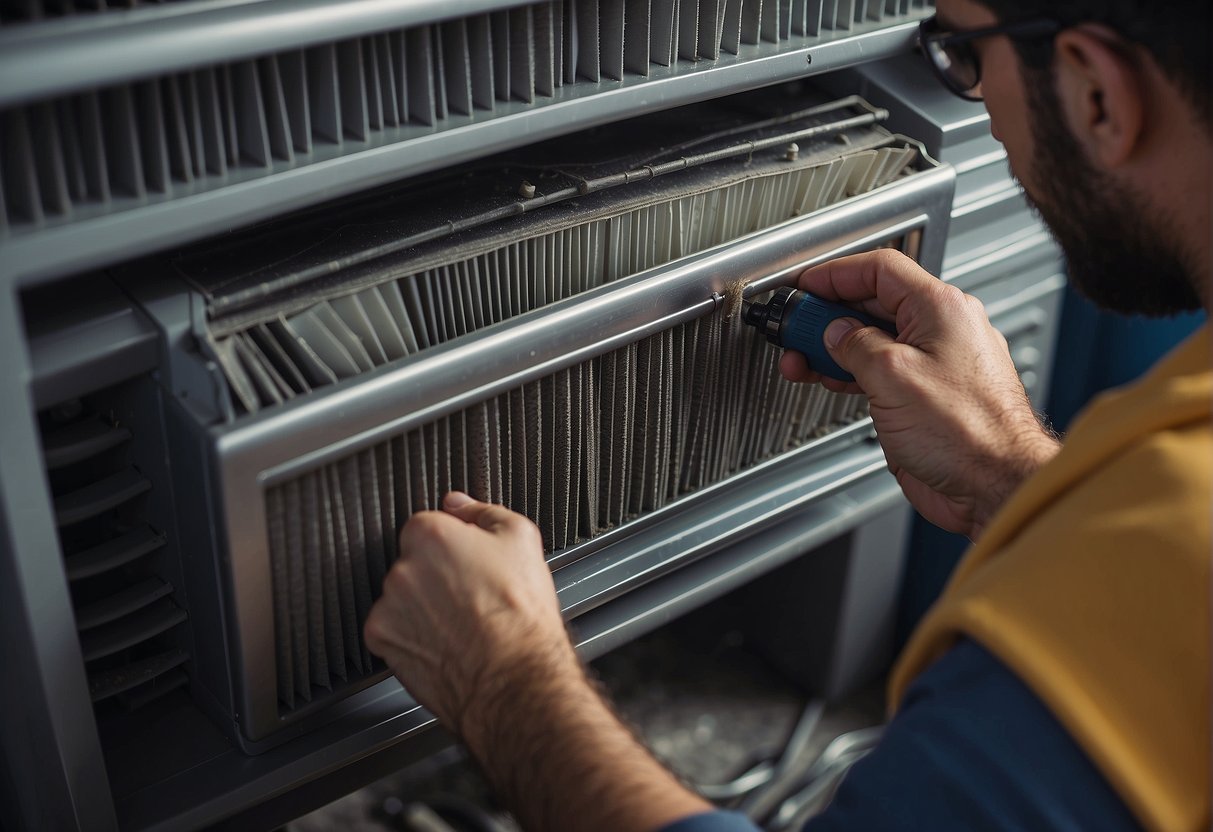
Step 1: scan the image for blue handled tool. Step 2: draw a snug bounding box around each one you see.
[741,286,897,383]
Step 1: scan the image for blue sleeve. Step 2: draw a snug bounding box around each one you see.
[804,639,1142,832]
[659,811,759,832]
[657,639,1141,832]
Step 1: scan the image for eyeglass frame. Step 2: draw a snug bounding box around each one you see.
[917,15,1063,101]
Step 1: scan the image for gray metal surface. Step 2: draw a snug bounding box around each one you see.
[0,0,537,108]
[208,160,952,743]
[114,460,902,831]
[0,291,119,832]
[3,22,926,291]
[817,52,996,160]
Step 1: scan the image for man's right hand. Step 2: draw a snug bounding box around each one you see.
[779,250,1060,540]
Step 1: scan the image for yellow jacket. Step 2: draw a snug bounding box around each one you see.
[890,326,1211,832]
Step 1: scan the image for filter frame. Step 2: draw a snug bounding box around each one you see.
[206,152,954,746]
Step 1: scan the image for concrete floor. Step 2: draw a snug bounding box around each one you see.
[289,604,885,832]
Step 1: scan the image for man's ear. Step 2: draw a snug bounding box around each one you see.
[1051,25,1145,169]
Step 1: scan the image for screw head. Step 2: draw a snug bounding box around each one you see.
[806,53,813,64]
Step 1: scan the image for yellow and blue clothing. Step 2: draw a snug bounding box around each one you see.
[662,325,1211,832]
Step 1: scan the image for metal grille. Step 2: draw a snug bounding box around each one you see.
[38,402,189,711]
[0,0,932,236]
[264,300,867,711]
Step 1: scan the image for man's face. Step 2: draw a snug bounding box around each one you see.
[936,0,1201,316]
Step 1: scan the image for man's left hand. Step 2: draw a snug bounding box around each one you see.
[363,492,575,735]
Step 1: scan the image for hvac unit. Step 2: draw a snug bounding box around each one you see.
[0,1,1061,829]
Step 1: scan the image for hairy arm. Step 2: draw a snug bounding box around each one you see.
[364,492,712,832]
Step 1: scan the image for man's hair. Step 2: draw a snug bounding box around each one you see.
[978,0,1212,129]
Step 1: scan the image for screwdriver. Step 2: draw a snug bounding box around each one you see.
[741,286,897,383]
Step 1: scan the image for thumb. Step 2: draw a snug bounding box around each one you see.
[442,491,516,533]
[823,317,897,381]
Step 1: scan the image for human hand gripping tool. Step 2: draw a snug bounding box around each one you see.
[741,286,897,383]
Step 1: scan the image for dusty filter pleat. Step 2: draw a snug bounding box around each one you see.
[268,299,873,709]
[260,139,920,708]
[222,149,912,411]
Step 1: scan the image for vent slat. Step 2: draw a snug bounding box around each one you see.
[819,0,837,30]
[720,0,742,52]
[259,56,296,164]
[440,20,473,117]
[337,40,370,142]
[375,33,401,127]
[409,26,439,125]
[600,0,625,81]
[575,0,599,82]
[698,0,723,60]
[429,25,449,120]
[678,0,699,60]
[2,107,44,224]
[55,468,150,527]
[534,1,556,97]
[280,50,313,155]
[65,525,166,581]
[551,0,565,88]
[88,648,188,703]
[306,44,342,144]
[740,0,762,45]
[76,576,172,631]
[217,65,241,168]
[134,80,171,192]
[115,666,189,710]
[76,94,111,202]
[30,102,70,215]
[509,6,536,103]
[161,75,195,184]
[43,417,130,469]
[363,36,385,131]
[79,597,186,662]
[195,68,227,176]
[181,72,206,179]
[759,0,779,42]
[490,11,512,103]
[468,16,495,111]
[835,0,853,30]
[625,0,652,75]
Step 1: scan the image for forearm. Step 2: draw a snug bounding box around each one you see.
[460,640,713,832]
[970,421,1061,539]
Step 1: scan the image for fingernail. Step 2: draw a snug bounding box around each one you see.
[825,317,858,349]
[444,491,473,508]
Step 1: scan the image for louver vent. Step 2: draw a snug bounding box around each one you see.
[266,300,868,711]
[39,402,188,711]
[0,0,192,25]
[0,0,932,237]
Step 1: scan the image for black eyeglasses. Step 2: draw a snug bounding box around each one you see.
[918,15,1061,101]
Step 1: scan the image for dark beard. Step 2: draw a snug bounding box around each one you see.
[1019,71,1202,317]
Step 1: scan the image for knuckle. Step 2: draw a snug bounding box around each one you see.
[408,511,448,541]
[871,344,915,378]
[385,560,412,591]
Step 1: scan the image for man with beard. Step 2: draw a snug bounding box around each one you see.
[363,0,1211,829]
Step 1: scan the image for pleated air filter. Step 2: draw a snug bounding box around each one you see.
[194,95,914,413]
[264,313,869,710]
[173,91,932,717]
